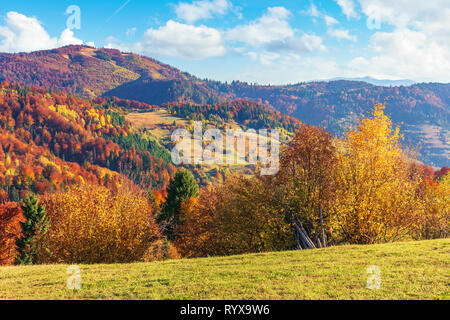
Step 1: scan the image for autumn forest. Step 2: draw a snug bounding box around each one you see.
[0,45,448,269]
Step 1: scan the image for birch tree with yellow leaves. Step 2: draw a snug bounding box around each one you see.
[331,104,423,244]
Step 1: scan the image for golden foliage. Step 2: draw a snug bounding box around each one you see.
[40,184,161,263]
[331,104,422,243]
[176,176,293,257]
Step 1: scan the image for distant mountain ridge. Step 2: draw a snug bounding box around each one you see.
[0,45,448,167]
[324,77,417,87]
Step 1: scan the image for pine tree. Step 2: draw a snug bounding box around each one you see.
[159,170,198,240]
[15,193,50,265]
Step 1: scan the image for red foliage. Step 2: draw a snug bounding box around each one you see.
[0,83,175,200]
[435,166,449,180]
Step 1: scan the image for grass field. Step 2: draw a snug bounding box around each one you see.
[0,239,448,300]
[126,108,188,139]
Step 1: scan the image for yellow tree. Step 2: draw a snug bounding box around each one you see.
[332,104,422,244]
[41,183,161,264]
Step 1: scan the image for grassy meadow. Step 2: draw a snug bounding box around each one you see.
[0,239,448,300]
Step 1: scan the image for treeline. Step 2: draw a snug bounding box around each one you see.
[165,99,301,132]
[168,104,449,257]
[0,185,177,265]
[94,96,158,111]
[205,80,449,129]
[1,102,448,266]
[2,45,447,166]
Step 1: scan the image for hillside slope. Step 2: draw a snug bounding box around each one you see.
[0,82,301,200]
[0,45,221,104]
[0,83,176,201]
[0,239,448,300]
[0,45,448,167]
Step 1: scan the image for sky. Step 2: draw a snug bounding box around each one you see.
[0,0,449,84]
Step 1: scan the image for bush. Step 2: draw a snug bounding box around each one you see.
[176,176,293,257]
[0,202,25,265]
[413,173,449,239]
[143,238,180,261]
[40,184,161,264]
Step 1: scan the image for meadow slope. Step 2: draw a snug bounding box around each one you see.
[0,239,448,300]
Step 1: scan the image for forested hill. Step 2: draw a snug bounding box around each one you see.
[0,83,176,202]
[0,45,448,167]
[0,45,220,104]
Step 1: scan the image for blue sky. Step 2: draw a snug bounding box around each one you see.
[1,0,449,84]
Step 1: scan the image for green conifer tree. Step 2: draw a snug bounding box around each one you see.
[159,170,198,240]
[16,193,50,265]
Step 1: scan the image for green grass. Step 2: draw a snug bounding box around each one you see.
[0,239,448,300]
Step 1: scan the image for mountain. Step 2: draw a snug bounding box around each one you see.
[0,45,222,104]
[0,45,448,167]
[325,77,416,87]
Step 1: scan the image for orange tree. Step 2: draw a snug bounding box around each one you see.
[176,175,293,257]
[0,202,25,265]
[272,124,337,248]
[414,172,449,239]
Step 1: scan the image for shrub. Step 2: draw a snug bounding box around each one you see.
[144,238,180,261]
[40,184,161,264]
[0,202,25,265]
[414,173,449,239]
[176,176,293,257]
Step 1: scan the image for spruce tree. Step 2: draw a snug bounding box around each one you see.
[16,193,50,265]
[159,170,198,240]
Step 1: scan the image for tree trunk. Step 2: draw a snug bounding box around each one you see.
[292,225,302,250]
[294,222,315,249]
[310,222,323,248]
[319,207,327,247]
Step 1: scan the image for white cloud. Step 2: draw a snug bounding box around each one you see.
[0,12,56,52]
[328,28,357,41]
[247,51,281,66]
[114,20,226,60]
[0,11,84,53]
[350,0,450,81]
[226,7,294,47]
[226,7,326,56]
[358,0,450,35]
[58,29,83,47]
[349,28,450,81]
[334,0,359,19]
[175,0,231,24]
[106,36,120,43]
[301,34,326,52]
[324,15,339,26]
